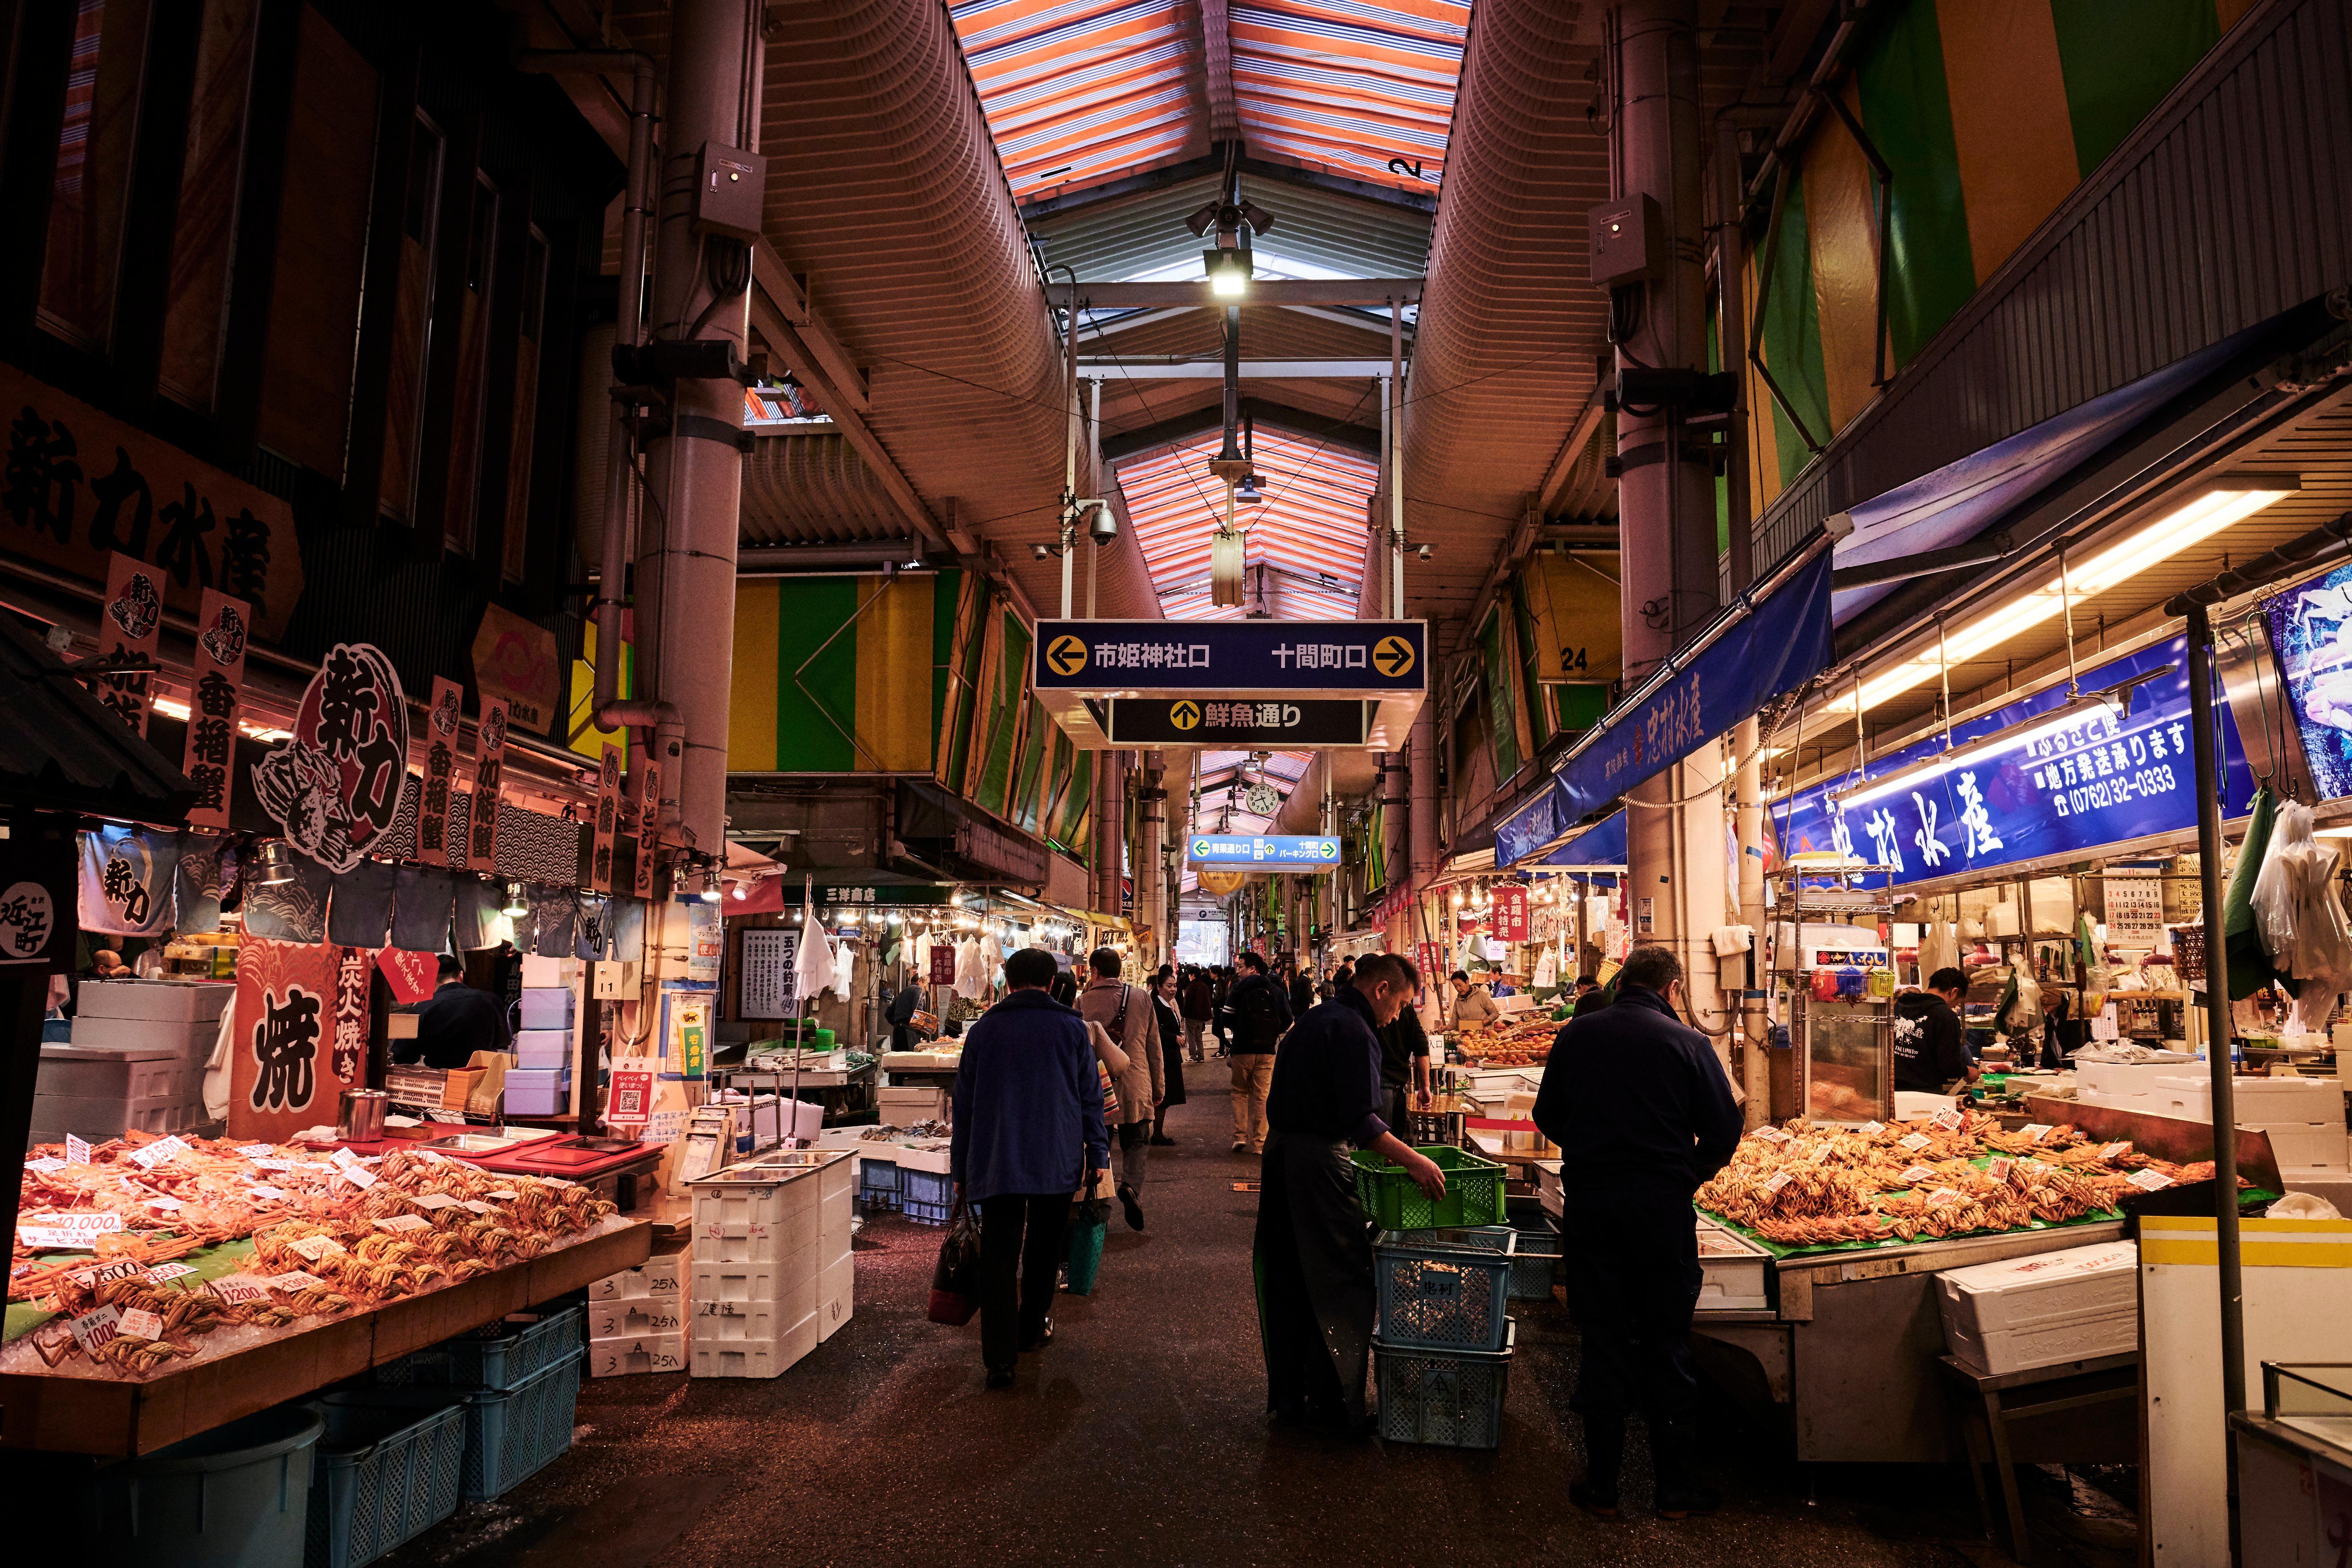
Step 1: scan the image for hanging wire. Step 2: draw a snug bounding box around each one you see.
[2059,541,2081,697]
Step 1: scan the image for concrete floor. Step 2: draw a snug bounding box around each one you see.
[384,1089,2142,1568]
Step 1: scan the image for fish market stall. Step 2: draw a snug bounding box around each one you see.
[5,1132,651,1455]
[1683,1107,2275,1462]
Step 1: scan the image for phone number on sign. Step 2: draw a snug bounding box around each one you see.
[2052,763,2178,817]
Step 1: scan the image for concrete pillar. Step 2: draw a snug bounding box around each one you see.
[1409,696,1439,886]
[633,0,759,856]
[1139,750,1166,964]
[1612,0,1717,991]
[1093,751,1124,920]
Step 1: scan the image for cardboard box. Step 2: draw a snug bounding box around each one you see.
[1936,1240,2140,1376]
[440,1068,485,1109]
[465,1051,510,1116]
[588,1332,685,1378]
[878,1086,948,1124]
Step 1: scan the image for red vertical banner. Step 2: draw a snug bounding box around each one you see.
[929,942,957,985]
[331,947,373,1084]
[632,760,661,898]
[416,678,462,867]
[589,743,621,894]
[228,937,346,1144]
[1417,939,1441,989]
[1491,885,1529,942]
[467,695,510,873]
[180,589,250,830]
[97,553,163,736]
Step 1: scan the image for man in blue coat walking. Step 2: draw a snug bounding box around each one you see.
[952,946,1108,1388]
[1535,945,1742,1519]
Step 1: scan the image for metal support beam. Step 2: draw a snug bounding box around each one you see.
[749,242,868,411]
[1078,357,1404,378]
[1064,278,1424,309]
[1200,0,1239,139]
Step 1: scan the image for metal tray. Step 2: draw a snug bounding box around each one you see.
[421,1132,528,1153]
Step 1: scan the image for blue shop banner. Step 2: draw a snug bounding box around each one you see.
[1552,551,1838,821]
[1543,811,1627,868]
[1494,784,1563,868]
[2264,562,2352,800]
[1775,635,2254,889]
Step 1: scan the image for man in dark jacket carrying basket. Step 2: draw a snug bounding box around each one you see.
[1533,945,1742,1519]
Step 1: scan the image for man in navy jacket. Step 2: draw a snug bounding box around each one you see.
[952,947,1108,1388]
[1534,945,1742,1520]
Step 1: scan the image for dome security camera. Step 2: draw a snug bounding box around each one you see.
[1086,502,1118,545]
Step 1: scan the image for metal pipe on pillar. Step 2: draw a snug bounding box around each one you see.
[629,0,760,855]
[1611,0,1717,988]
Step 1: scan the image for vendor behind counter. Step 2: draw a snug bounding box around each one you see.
[396,953,512,1068]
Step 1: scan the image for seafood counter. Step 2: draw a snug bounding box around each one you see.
[5,1131,651,1455]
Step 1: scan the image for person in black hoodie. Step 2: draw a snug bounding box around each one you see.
[1533,945,1742,1522]
[1220,952,1293,1154]
[1893,967,1979,1091]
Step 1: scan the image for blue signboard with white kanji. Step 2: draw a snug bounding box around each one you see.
[1186,834,1343,869]
[1775,634,2255,889]
[1034,620,1425,691]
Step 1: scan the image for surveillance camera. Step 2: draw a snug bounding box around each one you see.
[1416,543,1433,561]
[1030,542,1054,561]
[1086,502,1118,545]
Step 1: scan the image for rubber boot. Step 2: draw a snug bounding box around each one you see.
[1570,1416,1625,1519]
[1650,1419,1722,1518]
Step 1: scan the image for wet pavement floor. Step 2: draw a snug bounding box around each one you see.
[383,1090,2140,1568]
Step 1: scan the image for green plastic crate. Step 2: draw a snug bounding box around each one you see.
[1351,1145,1507,1230]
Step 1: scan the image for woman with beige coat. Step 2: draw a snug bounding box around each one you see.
[1078,947,1163,1231]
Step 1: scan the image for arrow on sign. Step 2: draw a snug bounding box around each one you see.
[1372,635,1416,677]
[1169,700,1200,730]
[1047,635,1088,675]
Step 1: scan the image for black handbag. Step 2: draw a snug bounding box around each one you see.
[926,1194,984,1326]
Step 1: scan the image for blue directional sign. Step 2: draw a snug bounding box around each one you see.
[1035,619,1425,691]
[1187,834,1343,869]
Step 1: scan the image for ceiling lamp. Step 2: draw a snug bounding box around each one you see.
[256,841,298,887]
[1830,668,2164,812]
[1234,473,1264,506]
[502,882,529,918]
[1832,476,2298,716]
[1204,247,1252,299]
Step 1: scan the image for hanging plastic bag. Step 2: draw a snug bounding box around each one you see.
[2252,799,2316,966]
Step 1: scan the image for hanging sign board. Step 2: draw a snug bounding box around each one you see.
[589,744,621,894]
[1491,885,1530,942]
[96,553,163,736]
[1187,834,1342,870]
[467,697,510,873]
[1101,697,1369,747]
[251,643,409,872]
[416,679,462,867]
[1033,618,1426,749]
[738,928,798,1019]
[633,761,661,898]
[929,942,958,985]
[180,589,250,828]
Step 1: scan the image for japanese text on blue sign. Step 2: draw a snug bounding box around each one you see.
[1187,835,1343,867]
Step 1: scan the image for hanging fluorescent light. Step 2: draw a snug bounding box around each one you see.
[1830,667,2168,812]
[1204,247,1252,299]
[1833,476,2299,716]
[1235,473,1264,505]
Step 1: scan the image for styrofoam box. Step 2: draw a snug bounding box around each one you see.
[693,1257,819,1311]
[690,1168,824,1264]
[589,1332,685,1378]
[2262,1123,2351,1171]
[2074,1059,2195,1102]
[590,1250,686,1302]
[589,1298,686,1340]
[519,988,575,1029]
[506,1067,572,1093]
[31,1091,208,1142]
[504,1083,568,1116]
[39,1043,200,1101]
[512,1031,571,1070]
[519,955,582,989]
[1935,1240,2140,1376]
[2150,1075,2344,1123]
[817,1255,853,1342]
[878,1086,948,1122]
[691,1313,819,1379]
[68,1015,218,1055]
[1695,1218,1771,1311]
[2282,1169,2352,1213]
[698,1272,818,1342]
[73,980,234,1022]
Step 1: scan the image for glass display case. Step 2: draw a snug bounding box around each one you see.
[1797,994,1892,1124]
[2265,1362,2352,1449]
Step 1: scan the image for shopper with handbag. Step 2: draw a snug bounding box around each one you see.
[1079,947,1163,1231]
[951,947,1107,1389]
[1150,966,1187,1146]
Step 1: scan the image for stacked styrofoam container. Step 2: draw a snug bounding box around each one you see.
[586,1250,688,1377]
[2072,1057,2198,1110]
[508,985,574,1116]
[688,1149,855,1377]
[38,980,233,1141]
[1936,1240,2140,1375]
[2151,1075,2348,1176]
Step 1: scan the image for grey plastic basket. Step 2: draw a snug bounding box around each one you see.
[1496,1217,1563,1301]
[1374,1227,1515,1352]
[1374,1320,1514,1449]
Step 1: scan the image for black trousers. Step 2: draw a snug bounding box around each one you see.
[980,1193,1068,1374]
[1559,1182,1703,1427]
[1254,1133,1375,1424]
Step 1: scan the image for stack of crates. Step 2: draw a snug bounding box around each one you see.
[586,1250,688,1377]
[352,1302,587,1503]
[1369,1219,1519,1450]
[687,1148,856,1377]
[39,979,232,1141]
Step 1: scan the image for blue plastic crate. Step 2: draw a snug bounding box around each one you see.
[404,1304,584,1391]
[1498,1218,1563,1301]
[307,1391,468,1568]
[1374,1320,1514,1449]
[899,1192,952,1226]
[858,1158,901,1192]
[1374,1228,1514,1352]
[457,1348,584,1501]
[901,1166,951,1207]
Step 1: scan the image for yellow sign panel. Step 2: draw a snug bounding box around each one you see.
[1198,868,1249,896]
[1046,634,1089,676]
[1372,635,1416,678]
[1522,552,1622,684]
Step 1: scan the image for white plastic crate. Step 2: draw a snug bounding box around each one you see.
[689,1165,825,1264]
[1695,1217,1771,1310]
[1936,1240,2139,1376]
[589,1333,685,1378]
[691,1313,819,1379]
